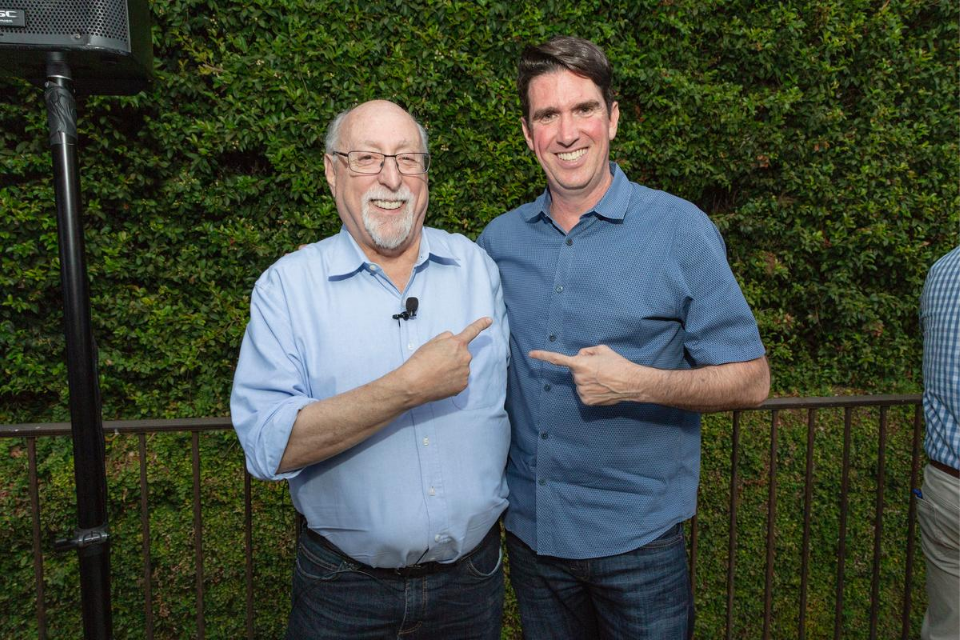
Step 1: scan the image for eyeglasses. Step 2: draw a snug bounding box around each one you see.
[333,150,431,175]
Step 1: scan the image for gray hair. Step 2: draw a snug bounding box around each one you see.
[324,103,430,154]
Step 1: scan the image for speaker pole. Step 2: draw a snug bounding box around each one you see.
[45,53,113,640]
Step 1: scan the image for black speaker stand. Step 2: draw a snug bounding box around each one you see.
[44,52,113,640]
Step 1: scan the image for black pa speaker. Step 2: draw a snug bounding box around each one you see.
[0,0,152,94]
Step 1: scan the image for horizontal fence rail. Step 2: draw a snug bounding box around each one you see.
[0,395,925,639]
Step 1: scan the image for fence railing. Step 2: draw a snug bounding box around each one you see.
[0,394,926,639]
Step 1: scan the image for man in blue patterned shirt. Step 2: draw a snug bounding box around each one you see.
[918,245,960,640]
[478,37,769,638]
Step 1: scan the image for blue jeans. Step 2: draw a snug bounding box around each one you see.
[506,524,693,639]
[285,524,503,639]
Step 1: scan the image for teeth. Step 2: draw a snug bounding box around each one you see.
[557,149,587,161]
[371,199,403,210]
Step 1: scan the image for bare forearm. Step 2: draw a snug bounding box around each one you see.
[276,317,493,473]
[530,345,770,410]
[628,356,770,411]
[277,369,417,472]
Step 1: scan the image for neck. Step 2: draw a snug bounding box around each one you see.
[361,235,422,292]
[549,171,613,233]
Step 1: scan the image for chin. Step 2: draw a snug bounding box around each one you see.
[363,205,416,250]
[374,234,409,251]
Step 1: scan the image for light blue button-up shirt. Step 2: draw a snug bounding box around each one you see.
[479,163,765,559]
[231,227,510,568]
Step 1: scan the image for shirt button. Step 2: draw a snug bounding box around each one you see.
[423,437,429,446]
[566,238,573,246]
[407,343,414,351]
[555,285,564,293]
[538,478,547,486]
[429,487,436,496]
[369,265,378,271]
[540,431,548,439]
[548,334,557,342]
[543,383,551,391]
[435,534,441,542]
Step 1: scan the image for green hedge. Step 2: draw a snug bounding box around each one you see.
[2,0,957,424]
[0,0,955,637]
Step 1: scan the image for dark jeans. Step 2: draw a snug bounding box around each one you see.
[506,524,693,639]
[286,525,503,639]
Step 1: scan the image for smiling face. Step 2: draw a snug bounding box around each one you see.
[522,69,619,210]
[323,101,429,260]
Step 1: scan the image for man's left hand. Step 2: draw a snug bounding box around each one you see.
[529,345,640,406]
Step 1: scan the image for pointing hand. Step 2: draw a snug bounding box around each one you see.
[529,344,640,406]
[401,317,493,403]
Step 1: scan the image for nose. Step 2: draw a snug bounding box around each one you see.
[378,156,403,190]
[557,114,578,146]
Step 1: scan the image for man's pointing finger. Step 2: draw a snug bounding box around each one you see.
[456,317,493,343]
[529,350,576,368]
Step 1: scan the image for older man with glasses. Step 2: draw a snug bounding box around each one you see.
[231,100,510,639]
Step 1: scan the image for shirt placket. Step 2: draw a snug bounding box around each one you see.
[396,272,451,562]
[535,223,579,553]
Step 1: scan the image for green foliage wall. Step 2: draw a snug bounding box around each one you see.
[1,0,957,424]
[0,2,955,636]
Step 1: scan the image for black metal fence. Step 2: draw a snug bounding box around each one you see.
[0,395,926,639]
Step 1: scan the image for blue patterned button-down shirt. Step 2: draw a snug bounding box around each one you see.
[231,227,510,568]
[921,245,960,470]
[478,163,765,559]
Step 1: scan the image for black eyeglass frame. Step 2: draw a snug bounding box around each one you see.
[333,150,431,175]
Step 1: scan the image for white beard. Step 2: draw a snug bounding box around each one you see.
[362,186,417,250]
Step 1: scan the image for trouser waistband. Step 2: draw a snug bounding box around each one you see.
[301,522,499,578]
[929,458,960,478]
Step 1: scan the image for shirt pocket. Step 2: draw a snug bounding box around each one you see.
[451,332,507,410]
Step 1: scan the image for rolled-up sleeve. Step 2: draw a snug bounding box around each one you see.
[230,277,315,481]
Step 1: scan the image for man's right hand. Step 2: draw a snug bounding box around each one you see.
[278,316,494,471]
[399,317,492,404]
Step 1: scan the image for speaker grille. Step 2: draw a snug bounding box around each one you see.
[0,0,129,41]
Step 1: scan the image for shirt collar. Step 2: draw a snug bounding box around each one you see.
[523,162,630,223]
[327,227,459,279]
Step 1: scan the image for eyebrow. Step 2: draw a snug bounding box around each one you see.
[573,100,602,113]
[531,100,602,121]
[531,106,559,121]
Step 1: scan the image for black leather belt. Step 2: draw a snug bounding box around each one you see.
[930,458,960,478]
[302,523,499,578]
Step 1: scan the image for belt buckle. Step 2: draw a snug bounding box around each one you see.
[394,561,437,578]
